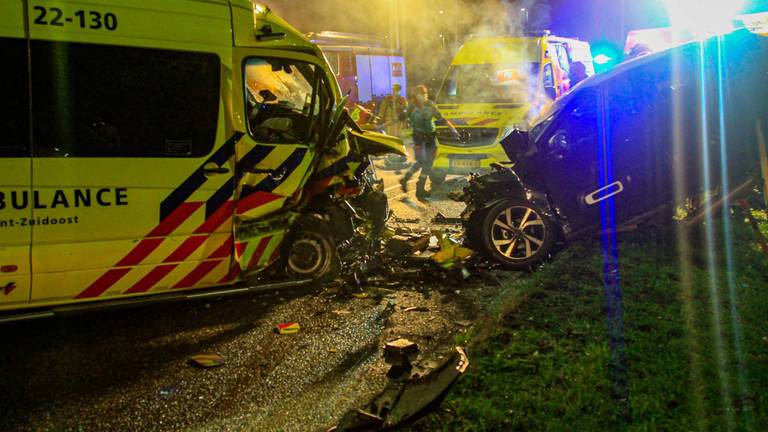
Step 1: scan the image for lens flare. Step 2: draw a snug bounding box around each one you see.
[663,0,744,34]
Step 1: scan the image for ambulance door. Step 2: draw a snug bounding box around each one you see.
[27,1,235,305]
[0,2,32,310]
[232,50,333,272]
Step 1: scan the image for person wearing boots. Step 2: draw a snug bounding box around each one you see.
[400,85,456,200]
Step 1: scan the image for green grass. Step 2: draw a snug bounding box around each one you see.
[411,213,768,431]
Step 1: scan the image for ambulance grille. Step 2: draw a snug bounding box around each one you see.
[436,128,499,148]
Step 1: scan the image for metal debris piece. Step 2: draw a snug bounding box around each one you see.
[392,216,420,223]
[275,322,301,334]
[431,212,463,225]
[158,385,179,397]
[394,226,415,235]
[385,234,431,256]
[384,347,469,427]
[384,339,419,381]
[189,353,226,368]
[335,346,470,431]
[384,339,419,359]
[455,319,472,327]
[402,306,429,312]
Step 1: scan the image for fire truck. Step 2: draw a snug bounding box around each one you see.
[309,31,407,120]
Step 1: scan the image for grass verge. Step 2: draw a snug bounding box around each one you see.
[411,212,768,431]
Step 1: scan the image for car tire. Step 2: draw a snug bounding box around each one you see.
[479,198,555,270]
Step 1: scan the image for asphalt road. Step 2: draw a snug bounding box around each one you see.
[0,161,518,432]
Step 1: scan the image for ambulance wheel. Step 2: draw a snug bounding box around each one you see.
[286,226,339,282]
[479,199,555,270]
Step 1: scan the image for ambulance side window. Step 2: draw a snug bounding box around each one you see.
[244,58,327,144]
[31,41,220,157]
[0,37,30,157]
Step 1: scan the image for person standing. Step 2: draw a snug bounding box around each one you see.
[400,85,456,200]
[568,61,588,89]
[378,83,407,137]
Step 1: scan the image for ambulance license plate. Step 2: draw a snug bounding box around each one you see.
[450,159,481,169]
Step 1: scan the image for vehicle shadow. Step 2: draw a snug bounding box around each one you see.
[0,285,318,428]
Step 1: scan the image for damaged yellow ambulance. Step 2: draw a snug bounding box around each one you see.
[0,0,404,321]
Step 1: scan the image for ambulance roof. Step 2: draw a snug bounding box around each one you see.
[452,37,542,65]
[229,1,316,51]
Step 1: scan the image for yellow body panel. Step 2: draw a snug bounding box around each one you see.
[0,1,34,308]
[450,37,541,65]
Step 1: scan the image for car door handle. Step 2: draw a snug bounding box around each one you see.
[242,167,276,174]
[203,162,229,175]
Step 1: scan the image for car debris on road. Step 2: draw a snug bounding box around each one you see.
[334,346,470,431]
[189,353,226,368]
[275,322,301,335]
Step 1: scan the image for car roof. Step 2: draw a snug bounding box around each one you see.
[534,28,767,126]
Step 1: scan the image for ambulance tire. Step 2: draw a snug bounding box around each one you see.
[286,221,340,282]
[479,199,555,270]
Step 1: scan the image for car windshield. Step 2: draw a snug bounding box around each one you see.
[437,63,539,104]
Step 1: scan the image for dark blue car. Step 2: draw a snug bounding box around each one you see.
[461,29,768,269]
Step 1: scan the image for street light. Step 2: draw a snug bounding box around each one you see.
[521,8,529,29]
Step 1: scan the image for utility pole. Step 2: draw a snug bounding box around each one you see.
[455,0,460,52]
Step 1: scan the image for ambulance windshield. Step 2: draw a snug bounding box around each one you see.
[437,63,539,105]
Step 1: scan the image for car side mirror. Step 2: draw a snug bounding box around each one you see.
[548,132,569,159]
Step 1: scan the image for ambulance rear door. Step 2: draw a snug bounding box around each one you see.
[27,0,236,306]
[0,1,32,310]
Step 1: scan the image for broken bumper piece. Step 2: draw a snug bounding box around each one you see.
[334,347,469,431]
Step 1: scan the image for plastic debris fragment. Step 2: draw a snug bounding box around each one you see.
[189,353,226,368]
[276,322,301,334]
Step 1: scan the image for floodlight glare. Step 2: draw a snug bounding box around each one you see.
[663,0,744,34]
[593,54,612,65]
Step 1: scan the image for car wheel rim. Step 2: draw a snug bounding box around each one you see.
[288,234,327,276]
[490,205,546,260]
